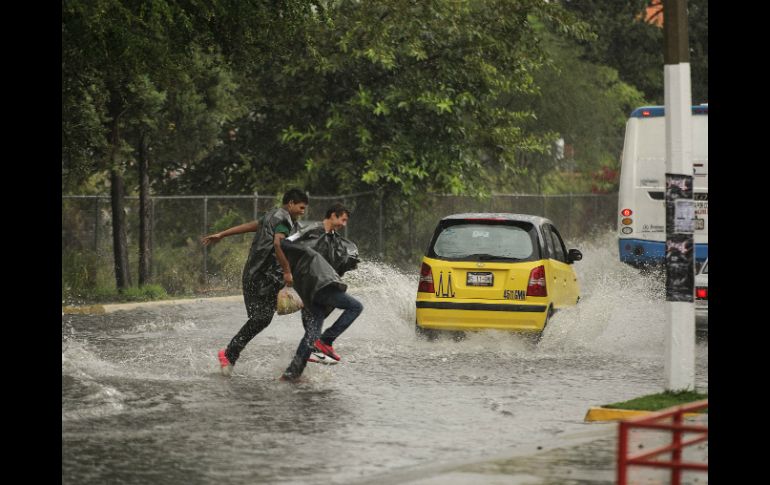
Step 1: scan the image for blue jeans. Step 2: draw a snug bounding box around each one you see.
[283,287,363,379]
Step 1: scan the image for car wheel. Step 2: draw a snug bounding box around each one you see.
[450,331,466,342]
[415,321,438,341]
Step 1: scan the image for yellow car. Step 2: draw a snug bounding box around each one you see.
[415,213,582,339]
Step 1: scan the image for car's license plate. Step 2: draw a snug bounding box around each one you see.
[467,272,493,286]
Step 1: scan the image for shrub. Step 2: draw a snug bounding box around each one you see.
[122,284,169,301]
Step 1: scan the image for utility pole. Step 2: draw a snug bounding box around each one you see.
[663,0,695,391]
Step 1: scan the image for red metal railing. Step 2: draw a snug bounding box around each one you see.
[617,399,708,485]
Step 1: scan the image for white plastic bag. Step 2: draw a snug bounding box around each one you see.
[276,285,304,315]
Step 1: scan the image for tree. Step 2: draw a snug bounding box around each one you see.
[687,0,708,103]
[63,0,143,289]
[123,48,240,284]
[503,21,645,194]
[561,0,664,103]
[62,0,242,288]
[178,0,590,198]
[560,0,707,105]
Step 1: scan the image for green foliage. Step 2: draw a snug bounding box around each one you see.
[62,251,102,296]
[561,0,665,103]
[561,0,708,105]
[211,209,246,234]
[121,284,169,301]
[205,237,251,289]
[151,238,207,294]
[688,0,708,103]
[173,0,593,198]
[63,284,169,304]
[605,390,708,412]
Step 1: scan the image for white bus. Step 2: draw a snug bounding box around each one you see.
[617,104,708,267]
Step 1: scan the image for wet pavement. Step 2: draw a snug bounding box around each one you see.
[359,414,708,485]
[62,247,708,484]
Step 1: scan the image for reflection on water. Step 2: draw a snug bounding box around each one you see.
[63,233,708,484]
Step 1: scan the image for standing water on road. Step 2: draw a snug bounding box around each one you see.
[62,231,707,484]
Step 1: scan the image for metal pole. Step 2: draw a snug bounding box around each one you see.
[150,197,155,277]
[567,192,573,239]
[378,191,384,259]
[663,0,695,391]
[94,197,99,252]
[343,198,349,238]
[253,191,258,222]
[203,196,208,284]
[671,412,683,485]
[593,194,598,228]
[617,422,628,485]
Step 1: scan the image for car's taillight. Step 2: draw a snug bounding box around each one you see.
[696,287,708,300]
[418,262,434,293]
[527,265,547,297]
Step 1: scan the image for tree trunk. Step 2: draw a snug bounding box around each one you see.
[110,168,132,290]
[138,134,152,285]
[106,87,131,291]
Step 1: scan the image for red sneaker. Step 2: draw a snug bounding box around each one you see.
[313,339,341,361]
[218,349,233,376]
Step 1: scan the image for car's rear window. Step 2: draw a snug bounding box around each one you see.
[429,222,537,261]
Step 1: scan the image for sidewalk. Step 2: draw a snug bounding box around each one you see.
[62,295,242,314]
[357,414,708,485]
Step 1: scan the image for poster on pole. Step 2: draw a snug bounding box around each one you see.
[665,173,694,302]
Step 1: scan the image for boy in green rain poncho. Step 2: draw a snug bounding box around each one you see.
[202,189,308,375]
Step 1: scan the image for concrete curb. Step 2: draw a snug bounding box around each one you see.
[584,407,702,422]
[62,295,242,314]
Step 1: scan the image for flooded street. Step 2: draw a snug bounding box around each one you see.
[62,234,708,484]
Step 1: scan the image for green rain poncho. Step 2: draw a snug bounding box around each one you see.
[280,222,360,307]
[242,207,298,295]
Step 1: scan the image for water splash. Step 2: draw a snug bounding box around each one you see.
[540,230,667,358]
[342,232,671,361]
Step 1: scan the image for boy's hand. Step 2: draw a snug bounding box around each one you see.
[201,233,223,246]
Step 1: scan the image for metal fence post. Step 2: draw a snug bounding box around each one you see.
[150,197,156,277]
[594,195,599,225]
[94,197,99,252]
[378,191,384,259]
[343,197,349,238]
[567,192,573,239]
[203,196,208,283]
[253,191,258,222]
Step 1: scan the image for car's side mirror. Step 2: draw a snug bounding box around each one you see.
[567,249,582,264]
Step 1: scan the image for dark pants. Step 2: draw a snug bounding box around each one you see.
[225,279,309,365]
[283,287,363,379]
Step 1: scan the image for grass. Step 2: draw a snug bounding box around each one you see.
[63,284,171,305]
[604,390,708,413]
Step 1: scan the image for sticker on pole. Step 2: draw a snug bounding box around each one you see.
[674,199,695,234]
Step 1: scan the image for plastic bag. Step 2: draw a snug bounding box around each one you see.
[276,285,304,315]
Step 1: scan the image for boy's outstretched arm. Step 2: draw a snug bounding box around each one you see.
[201,221,260,246]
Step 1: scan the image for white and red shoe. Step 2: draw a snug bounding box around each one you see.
[313,340,341,361]
[308,352,338,365]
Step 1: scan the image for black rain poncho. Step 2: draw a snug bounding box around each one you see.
[242,207,298,296]
[280,222,361,308]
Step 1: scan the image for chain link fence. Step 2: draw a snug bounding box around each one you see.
[62,192,617,295]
